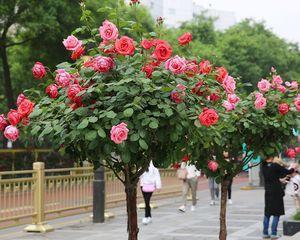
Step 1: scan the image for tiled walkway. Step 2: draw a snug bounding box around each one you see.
[1,183,295,240]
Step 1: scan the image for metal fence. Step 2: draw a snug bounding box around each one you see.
[0,162,181,231]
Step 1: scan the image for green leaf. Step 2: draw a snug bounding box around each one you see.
[149,121,158,129]
[89,116,98,123]
[165,108,173,117]
[123,108,134,117]
[31,126,41,135]
[97,127,106,138]
[41,126,52,136]
[85,130,97,141]
[106,111,117,119]
[139,139,148,150]
[77,119,89,129]
[151,71,161,77]
[29,108,42,118]
[130,133,139,141]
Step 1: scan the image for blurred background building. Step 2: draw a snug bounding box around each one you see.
[140,0,236,30]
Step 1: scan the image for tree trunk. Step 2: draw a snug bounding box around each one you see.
[125,183,139,240]
[0,45,15,109]
[219,178,229,240]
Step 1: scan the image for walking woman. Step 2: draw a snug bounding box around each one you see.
[262,156,295,239]
[140,161,161,225]
[178,160,201,212]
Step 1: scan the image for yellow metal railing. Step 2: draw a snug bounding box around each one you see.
[0,163,181,231]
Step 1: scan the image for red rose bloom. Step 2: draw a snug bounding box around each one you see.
[17,93,26,106]
[141,39,153,50]
[295,147,300,155]
[17,99,35,117]
[178,32,192,46]
[215,66,228,83]
[7,109,22,126]
[278,103,289,115]
[0,114,8,131]
[191,81,203,96]
[46,84,59,99]
[182,155,190,162]
[153,41,172,62]
[115,36,135,56]
[71,46,85,60]
[209,93,220,102]
[142,64,154,78]
[68,84,82,102]
[199,60,212,75]
[32,62,46,79]
[198,108,219,127]
[286,148,296,158]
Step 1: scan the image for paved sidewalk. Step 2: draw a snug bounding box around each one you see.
[0,183,296,240]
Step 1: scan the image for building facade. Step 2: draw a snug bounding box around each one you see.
[140,0,236,30]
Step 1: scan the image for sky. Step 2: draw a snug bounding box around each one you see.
[194,0,300,44]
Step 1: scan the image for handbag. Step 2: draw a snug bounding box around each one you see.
[177,168,188,180]
[142,183,156,192]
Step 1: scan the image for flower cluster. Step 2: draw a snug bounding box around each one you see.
[0,94,35,141]
[254,68,299,114]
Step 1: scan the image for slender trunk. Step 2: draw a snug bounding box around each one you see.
[0,45,15,109]
[125,178,139,240]
[219,178,229,240]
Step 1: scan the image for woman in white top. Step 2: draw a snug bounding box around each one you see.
[285,164,300,211]
[140,161,162,225]
[178,161,201,212]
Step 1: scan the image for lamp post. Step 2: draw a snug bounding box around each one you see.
[93,166,105,223]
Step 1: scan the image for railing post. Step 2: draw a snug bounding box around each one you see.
[93,166,105,223]
[24,162,54,233]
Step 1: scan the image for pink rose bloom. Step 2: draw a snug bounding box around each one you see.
[92,56,114,72]
[278,103,289,115]
[295,147,300,155]
[7,109,21,126]
[110,122,129,144]
[227,94,240,104]
[294,97,300,111]
[222,100,235,111]
[4,125,19,142]
[46,84,59,99]
[177,84,187,91]
[55,69,72,87]
[165,55,187,74]
[291,81,299,90]
[17,93,27,106]
[254,96,267,109]
[285,81,291,87]
[0,114,8,131]
[185,61,198,77]
[223,75,236,93]
[271,67,276,73]
[277,85,286,93]
[32,62,46,79]
[208,160,218,172]
[257,79,271,93]
[272,75,283,86]
[255,92,263,99]
[63,35,82,51]
[99,20,118,41]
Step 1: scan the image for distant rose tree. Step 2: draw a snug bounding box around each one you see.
[0,2,299,240]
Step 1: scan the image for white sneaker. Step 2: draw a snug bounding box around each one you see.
[178,205,186,212]
[228,199,233,205]
[147,217,152,223]
[210,200,215,206]
[191,205,196,211]
[142,217,148,225]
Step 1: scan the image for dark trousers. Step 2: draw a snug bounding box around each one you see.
[228,179,233,199]
[141,188,153,217]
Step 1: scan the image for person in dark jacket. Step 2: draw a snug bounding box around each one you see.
[262,156,295,239]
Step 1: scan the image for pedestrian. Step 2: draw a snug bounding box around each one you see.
[227,178,233,205]
[285,163,300,212]
[262,156,295,239]
[224,151,233,205]
[208,177,219,205]
[178,157,201,212]
[140,161,162,225]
